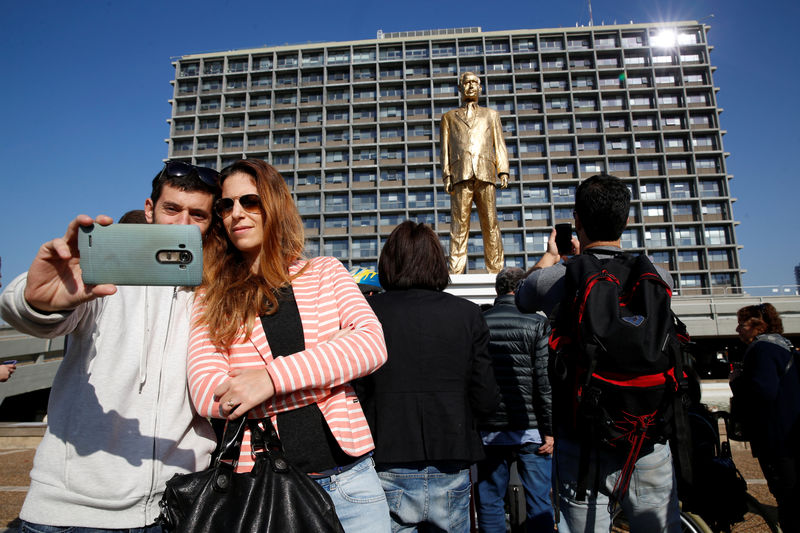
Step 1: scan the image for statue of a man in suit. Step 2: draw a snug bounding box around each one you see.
[440,71,509,274]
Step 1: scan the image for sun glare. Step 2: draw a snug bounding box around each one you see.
[651,28,677,48]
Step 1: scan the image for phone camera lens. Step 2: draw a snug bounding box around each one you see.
[179,251,192,264]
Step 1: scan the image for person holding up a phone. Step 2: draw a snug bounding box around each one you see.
[0,162,220,532]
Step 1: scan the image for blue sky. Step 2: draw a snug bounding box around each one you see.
[1,0,798,291]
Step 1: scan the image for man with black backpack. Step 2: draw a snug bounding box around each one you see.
[516,174,685,532]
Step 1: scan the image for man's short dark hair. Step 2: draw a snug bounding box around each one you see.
[495,267,525,296]
[150,164,219,205]
[575,173,631,242]
[378,221,449,291]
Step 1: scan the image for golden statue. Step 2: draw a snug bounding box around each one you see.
[440,71,509,274]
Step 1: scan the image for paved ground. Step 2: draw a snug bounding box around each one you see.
[0,447,33,531]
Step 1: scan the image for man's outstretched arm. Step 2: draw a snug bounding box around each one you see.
[23,214,117,312]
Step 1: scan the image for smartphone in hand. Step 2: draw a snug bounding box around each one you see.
[555,223,573,255]
[78,224,203,286]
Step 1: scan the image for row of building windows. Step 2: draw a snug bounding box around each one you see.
[177,59,707,92]
[174,133,722,162]
[175,108,719,134]
[176,65,711,93]
[175,118,719,145]
[299,200,729,223]
[294,195,730,226]
[175,85,714,111]
[287,186,731,211]
[174,115,720,144]
[177,28,703,77]
[289,203,729,229]
[301,233,737,284]
[299,225,733,254]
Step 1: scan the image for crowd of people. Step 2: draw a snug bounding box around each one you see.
[1,164,798,533]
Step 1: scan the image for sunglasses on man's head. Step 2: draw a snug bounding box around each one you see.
[214,194,261,218]
[161,161,220,187]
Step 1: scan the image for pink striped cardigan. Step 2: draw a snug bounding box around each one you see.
[187,256,387,471]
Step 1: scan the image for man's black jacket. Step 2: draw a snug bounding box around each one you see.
[481,294,553,436]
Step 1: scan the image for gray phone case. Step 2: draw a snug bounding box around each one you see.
[78,224,203,286]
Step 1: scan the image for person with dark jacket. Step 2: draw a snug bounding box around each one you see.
[357,220,500,533]
[515,174,680,532]
[730,303,800,532]
[477,267,554,532]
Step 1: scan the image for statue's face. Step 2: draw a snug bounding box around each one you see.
[460,74,480,100]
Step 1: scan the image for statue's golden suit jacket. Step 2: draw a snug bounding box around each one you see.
[440,105,509,187]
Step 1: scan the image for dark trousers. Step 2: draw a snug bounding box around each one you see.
[758,454,800,533]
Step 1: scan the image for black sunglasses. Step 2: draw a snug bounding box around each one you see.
[214,194,262,218]
[160,161,220,187]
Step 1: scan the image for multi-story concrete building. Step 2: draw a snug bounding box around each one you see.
[167,22,741,294]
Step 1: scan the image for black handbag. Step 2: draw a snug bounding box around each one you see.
[158,415,345,532]
[727,395,747,442]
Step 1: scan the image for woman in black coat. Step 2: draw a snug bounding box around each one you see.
[357,220,499,533]
[730,303,800,532]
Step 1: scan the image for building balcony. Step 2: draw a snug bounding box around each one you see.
[639,169,662,177]
[351,225,377,234]
[324,227,348,236]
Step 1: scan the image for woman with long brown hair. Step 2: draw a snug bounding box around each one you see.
[730,303,800,532]
[186,159,391,531]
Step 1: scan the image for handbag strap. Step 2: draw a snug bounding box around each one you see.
[214,416,249,468]
[248,417,291,473]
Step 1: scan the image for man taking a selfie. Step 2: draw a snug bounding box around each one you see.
[0,163,219,532]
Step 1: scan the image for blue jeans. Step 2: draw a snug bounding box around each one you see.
[476,442,554,532]
[19,522,161,533]
[314,456,391,533]
[377,463,471,533]
[555,438,680,533]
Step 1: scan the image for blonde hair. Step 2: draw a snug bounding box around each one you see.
[198,159,306,350]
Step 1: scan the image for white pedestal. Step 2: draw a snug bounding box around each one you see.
[446,273,497,306]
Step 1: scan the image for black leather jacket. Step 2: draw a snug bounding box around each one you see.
[480,294,553,436]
